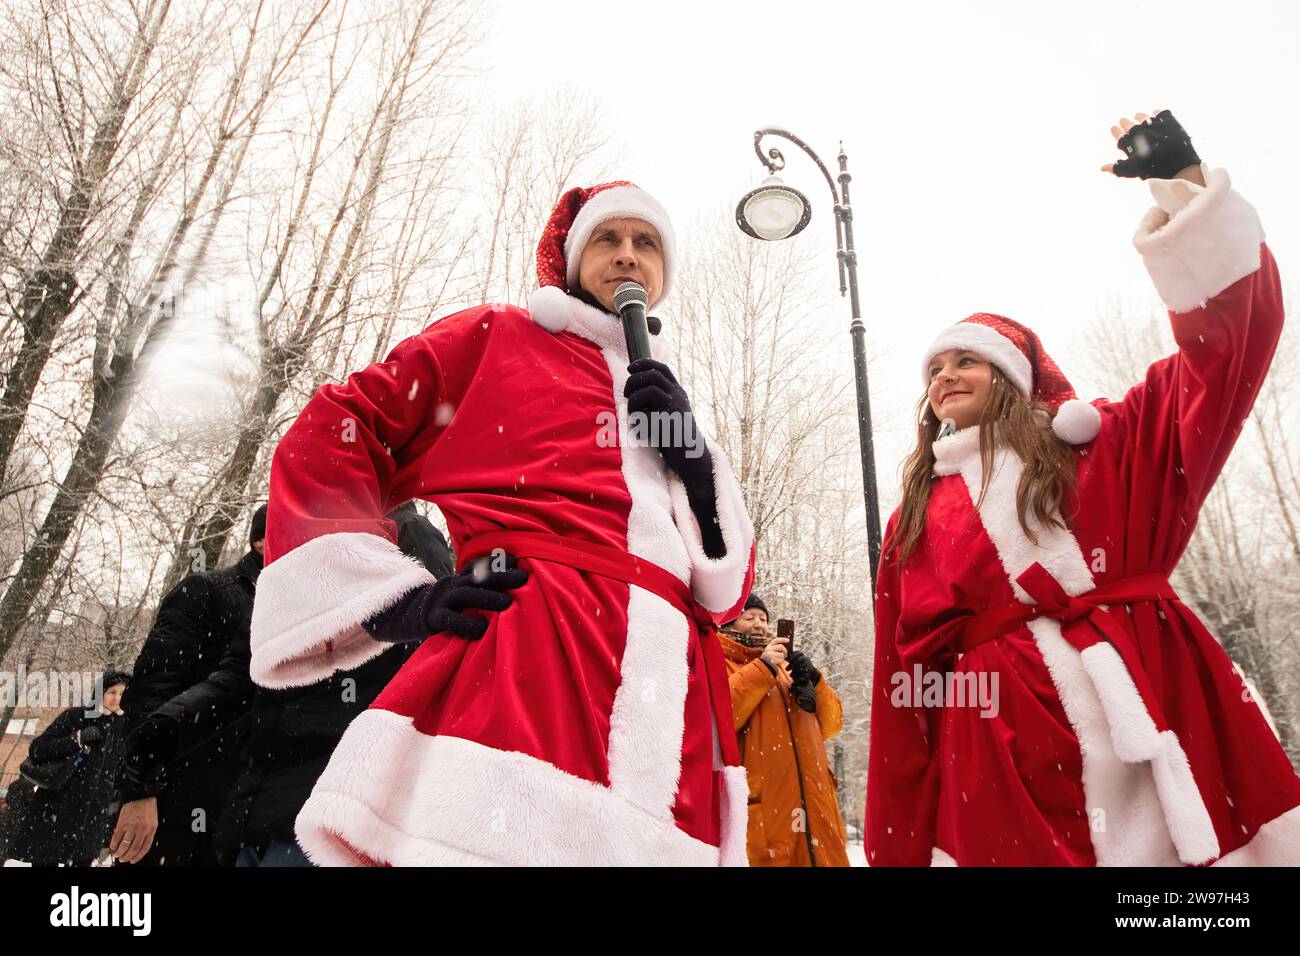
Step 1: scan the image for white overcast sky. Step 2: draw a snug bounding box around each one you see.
[476,0,1299,489]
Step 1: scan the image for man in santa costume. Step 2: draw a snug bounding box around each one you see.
[866,110,1300,866]
[249,182,756,865]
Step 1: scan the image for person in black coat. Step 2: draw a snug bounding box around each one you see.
[109,506,266,866]
[4,673,130,866]
[113,501,452,866]
[223,501,454,866]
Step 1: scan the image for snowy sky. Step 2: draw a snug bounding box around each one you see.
[477,0,1300,490]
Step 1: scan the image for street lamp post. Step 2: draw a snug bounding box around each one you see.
[736,128,883,597]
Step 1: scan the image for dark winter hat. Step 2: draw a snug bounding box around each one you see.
[249,503,268,546]
[100,670,131,689]
[922,312,1101,444]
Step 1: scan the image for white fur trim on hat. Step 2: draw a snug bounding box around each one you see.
[922,322,1033,397]
[1051,398,1102,445]
[564,185,677,300]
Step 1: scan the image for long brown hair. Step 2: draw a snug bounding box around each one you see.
[887,368,1077,561]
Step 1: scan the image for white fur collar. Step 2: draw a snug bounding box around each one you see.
[932,425,982,476]
[526,285,671,359]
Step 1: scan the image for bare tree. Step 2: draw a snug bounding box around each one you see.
[161,0,481,588]
[0,0,333,660]
[470,89,617,306]
[0,0,174,489]
[671,214,856,540]
[166,73,612,587]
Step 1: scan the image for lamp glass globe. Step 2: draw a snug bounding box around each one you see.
[743,177,805,240]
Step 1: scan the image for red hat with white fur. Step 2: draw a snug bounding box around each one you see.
[922,312,1102,444]
[535,181,677,298]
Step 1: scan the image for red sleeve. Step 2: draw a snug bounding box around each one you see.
[267,323,454,561]
[1089,171,1281,570]
[251,308,492,688]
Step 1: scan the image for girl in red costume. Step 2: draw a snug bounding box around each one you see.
[867,110,1300,866]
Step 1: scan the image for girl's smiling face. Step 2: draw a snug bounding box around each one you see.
[927,349,994,430]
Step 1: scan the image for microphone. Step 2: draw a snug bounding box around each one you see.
[614,281,652,362]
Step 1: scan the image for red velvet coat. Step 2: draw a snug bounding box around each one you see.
[867,169,1300,867]
[250,285,755,865]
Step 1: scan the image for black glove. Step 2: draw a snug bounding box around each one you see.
[79,723,105,748]
[624,359,714,491]
[624,359,726,559]
[1110,110,1201,181]
[362,556,528,643]
[787,650,821,687]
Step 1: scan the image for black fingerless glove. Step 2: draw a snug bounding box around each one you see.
[362,556,529,644]
[1111,110,1201,180]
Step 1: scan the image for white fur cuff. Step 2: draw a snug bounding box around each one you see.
[1134,167,1264,315]
[250,532,436,689]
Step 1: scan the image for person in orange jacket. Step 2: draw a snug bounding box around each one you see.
[721,592,850,867]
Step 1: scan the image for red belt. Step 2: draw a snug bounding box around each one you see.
[457,529,741,766]
[956,562,1177,732]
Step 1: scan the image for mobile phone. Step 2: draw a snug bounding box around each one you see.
[776,618,795,655]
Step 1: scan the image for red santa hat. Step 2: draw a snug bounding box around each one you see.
[535,181,677,299]
[921,312,1102,445]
